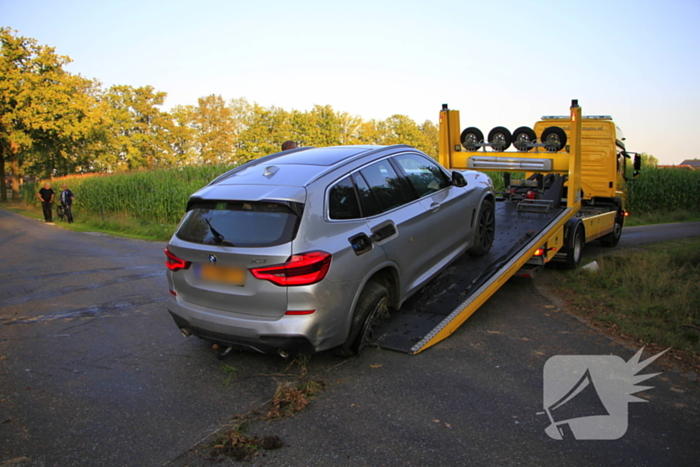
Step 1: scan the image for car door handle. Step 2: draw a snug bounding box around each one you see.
[430,203,441,212]
[371,223,397,242]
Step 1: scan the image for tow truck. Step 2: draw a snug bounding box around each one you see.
[374,99,641,354]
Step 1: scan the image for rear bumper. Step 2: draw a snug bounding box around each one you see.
[169,310,315,355]
[166,294,323,355]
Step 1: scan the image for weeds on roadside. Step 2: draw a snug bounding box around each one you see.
[559,237,700,359]
[625,209,700,227]
[220,363,238,388]
[209,356,326,462]
[264,379,326,420]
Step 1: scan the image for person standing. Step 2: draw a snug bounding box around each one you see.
[37,182,55,223]
[281,140,298,151]
[60,184,75,223]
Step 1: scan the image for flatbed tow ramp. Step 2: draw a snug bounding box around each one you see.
[374,200,572,354]
[373,99,639,354]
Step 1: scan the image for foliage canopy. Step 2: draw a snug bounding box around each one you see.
[1,29,442,202]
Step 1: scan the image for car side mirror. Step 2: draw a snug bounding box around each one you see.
[452,171,467,187]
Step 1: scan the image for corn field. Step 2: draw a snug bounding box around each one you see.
[23,165,233,225]
[626,168,700,214]
[22,166,700,227]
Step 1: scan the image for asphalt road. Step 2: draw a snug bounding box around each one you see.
[1,211,699,467]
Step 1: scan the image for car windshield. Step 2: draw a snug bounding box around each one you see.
[176,201,301,247]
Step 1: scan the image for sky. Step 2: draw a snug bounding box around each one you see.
[2,0,700,165]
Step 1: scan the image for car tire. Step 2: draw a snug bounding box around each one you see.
[541,126,567,152]
[512,126,537,151]
[487,126,512,151]
[600,214,623,247]
[468,200,496,256]
[334,281,388,357]
[461,127,484,151]
[564,225,584,269]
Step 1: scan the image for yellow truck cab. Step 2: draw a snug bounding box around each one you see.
[533,115,634,203]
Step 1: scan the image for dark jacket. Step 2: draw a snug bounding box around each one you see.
[60,189,74,206]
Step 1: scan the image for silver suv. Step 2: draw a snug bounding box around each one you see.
[165,145,495,357]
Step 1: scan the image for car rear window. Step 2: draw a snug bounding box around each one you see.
[176,201,301,247]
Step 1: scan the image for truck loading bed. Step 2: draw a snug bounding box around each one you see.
[373,199,571,354]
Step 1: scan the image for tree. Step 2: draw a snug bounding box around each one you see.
[0,28,101,199]
[417,120,439,159]
[236,104,291,161]
[640,152,658,169]
[354,119,383,145]
[99,85,173,171]
[167,104,197,164]
[300,105,343,147]
[192,94,236,164]
[379,115,423,147]
[337,111,364,145]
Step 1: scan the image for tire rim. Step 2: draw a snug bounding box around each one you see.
[573,233,582,263]
[358,297,388,351]
[480,206,495,247]
[464,134,479,150]
[491,133,507,150]
[514,134,531,150]
[614,222,622,238]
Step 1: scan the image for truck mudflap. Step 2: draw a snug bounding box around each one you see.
[373,200,572,354]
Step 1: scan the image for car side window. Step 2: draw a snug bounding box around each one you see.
[394,153,450,198]
[358,160,413,214]
[329,176,362,220]
[353,173,382,217]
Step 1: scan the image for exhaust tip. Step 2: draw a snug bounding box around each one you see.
[180,328,193,338]
[277,349,289,359]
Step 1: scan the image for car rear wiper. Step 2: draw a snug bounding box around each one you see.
[205,218,235,246]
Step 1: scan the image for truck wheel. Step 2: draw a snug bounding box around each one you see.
[513,126,537,151]
[564,225,584,269]
[541,126,567,152]
[334,281,388,357]
[600,215,623,247]
[487,127,512,151]
[468,200,495,256]
[461,127,484,151]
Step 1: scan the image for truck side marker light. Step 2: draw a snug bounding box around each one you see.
[534,247,557,256]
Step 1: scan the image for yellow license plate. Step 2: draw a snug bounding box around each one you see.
[198,264,245,285]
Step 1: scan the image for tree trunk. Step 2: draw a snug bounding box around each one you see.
[0,147,6,202]
[9,141,21,200]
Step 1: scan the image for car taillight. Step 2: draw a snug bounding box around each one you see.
[285,310,316,315]
[250,251,331,286]
[165,247,191,272]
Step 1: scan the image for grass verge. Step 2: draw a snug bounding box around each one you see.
[626,209,700,227]
[2,201,175,242]
[551,236,700,371]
